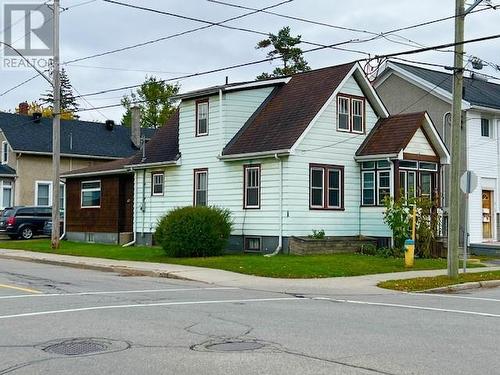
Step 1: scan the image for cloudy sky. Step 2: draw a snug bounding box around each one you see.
[0,0,499,123]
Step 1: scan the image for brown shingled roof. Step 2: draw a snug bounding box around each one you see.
[223,62,356,156]
[356,112,427,157]
[127,110,180,166]
[62,156,134,178]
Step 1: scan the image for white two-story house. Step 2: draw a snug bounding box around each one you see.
[64,62,449,251]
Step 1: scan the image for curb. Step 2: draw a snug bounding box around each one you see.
[0,253,201,283]
[421,279,500,293]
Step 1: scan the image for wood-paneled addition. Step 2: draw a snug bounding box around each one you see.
[66,175,133,234]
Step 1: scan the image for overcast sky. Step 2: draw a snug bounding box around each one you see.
[0,0,499,123]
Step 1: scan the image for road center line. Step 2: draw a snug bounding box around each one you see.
[0,283,41,294]
[314,297,500,318]
[0,287,239,300]
[410,292,500,302]
[0,297,302,320]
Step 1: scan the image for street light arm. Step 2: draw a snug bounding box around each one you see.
[0,41,53,86]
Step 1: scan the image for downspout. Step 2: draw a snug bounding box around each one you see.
[265,153,283,257]
[497,119,500,240]
[141,169,146,238]
[218,88,224,154]
[123,168,137,247]
[59,179,66,240]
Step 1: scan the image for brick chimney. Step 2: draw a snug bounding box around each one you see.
[131,106,141,148]
[18,102,29,115]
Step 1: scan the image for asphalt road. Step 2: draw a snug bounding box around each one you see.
[0,259,499,375]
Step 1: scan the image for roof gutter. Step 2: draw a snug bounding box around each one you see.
[11,150,120,160]
[469,105,500,114]
[125,159,179,170]
[354,153,400,161]
[218,149,290,161]
[61,168,131,179]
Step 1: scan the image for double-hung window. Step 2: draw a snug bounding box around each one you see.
[196,99,209,136]
[1,142,8,164]
[244,165,260,209]
[151,173,164,196]
[481,118,491,137]
[361,161,391,206]
[194,169,208,206]
[352,99,364,133]
[81,181,101,208]
[36,182,51,206]
[309,164,343,210]
[337,97,350,131]
[337,95,365,133]
[2,181,12,208]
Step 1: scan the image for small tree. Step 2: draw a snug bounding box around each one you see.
[256,26,311,80]
[383,195,412,252]
[40,68,80,118]
[121,76,179,128]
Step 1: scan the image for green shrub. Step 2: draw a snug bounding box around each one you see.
[360,243,377,256]
[155,206,232,257]
[308,229,325,240]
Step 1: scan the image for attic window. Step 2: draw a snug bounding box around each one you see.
[337,95,365,134]
[196,99,209,136]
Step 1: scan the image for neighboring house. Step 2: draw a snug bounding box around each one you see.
[0,110,154,211]
[64,62,449,251]
[374,61,500,246]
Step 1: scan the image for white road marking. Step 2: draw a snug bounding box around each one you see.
[0,297,302,320]
[0,287,239,300]
[314,297,500,318]
[410,292,500,303]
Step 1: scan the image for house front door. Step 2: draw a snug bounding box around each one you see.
[482,190,492,240]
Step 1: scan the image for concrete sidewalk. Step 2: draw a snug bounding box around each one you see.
[0,248,499,295]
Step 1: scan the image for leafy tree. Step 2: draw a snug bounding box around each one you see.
[16,101,76,120]
[121,76,180,128]
[256,26,310,80]
[40,68,80,118]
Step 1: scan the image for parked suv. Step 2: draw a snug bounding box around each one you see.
[0,206,52,240]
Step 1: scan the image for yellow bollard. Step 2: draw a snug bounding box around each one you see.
[404,239,415,268]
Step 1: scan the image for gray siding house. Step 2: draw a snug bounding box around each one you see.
[375,61,500,248]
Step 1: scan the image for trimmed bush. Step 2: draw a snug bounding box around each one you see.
[155,206,232,257]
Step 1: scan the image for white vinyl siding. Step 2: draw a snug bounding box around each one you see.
[404,128,436,156]
[134,88,282,239]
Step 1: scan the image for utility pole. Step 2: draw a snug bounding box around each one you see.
[448,0,485,278]
[51,0,61,249]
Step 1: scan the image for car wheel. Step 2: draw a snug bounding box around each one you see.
[20,227,34,240]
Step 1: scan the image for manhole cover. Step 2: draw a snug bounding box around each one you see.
[205,341,265,352]
[41,338,129,356]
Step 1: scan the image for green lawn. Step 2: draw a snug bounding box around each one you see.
[0,239,484,278]
[378,271,500,292]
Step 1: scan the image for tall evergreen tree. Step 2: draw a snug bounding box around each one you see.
[256,26,311,80]
[121,76,180,128]
[40,68,80,118]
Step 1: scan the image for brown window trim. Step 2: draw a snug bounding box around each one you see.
[309,163,345,211]
[336,94,366,134]
[151,171,164,196]
[193,168,208,206]
[243,164,261,209]
[195,98,209,137]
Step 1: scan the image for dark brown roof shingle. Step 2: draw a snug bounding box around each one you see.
[127,110,180,166]
[223,62,356,155]
[356,112,426,156]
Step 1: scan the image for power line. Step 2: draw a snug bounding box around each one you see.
[0,75,40,97]
[207,0,494,42]
[96,0,369,59]
[63,0,298,65]
[72,31,500,101]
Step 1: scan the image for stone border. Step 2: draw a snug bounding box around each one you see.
[420,279,500,293]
